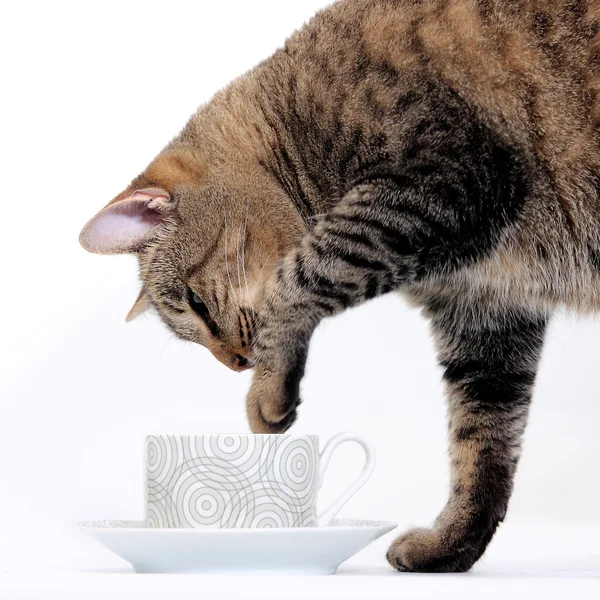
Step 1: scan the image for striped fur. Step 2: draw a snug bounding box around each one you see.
[81,0,600,573]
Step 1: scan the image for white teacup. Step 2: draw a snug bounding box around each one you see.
[144,433,375,529]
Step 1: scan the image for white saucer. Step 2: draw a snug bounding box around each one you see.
[78,519,397,575]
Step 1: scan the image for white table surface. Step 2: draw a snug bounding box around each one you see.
[1,521,598,600]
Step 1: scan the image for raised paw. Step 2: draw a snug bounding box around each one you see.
[246,365,301,433]
[386,527,481,573]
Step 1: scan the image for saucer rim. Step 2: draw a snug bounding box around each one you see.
[77,518,397,533]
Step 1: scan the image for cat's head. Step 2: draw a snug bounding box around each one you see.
[80,144,304,371]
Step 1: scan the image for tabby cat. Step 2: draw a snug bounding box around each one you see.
[79,0,600,572]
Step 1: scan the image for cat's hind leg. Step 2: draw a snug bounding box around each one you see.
[387,298,547,572]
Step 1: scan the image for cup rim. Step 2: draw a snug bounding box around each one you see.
[144,433,320,438]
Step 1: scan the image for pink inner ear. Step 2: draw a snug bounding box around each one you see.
[80,198,170,255]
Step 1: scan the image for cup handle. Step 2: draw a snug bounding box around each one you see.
[317,432,376,527]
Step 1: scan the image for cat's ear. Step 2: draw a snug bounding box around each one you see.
[126,285,152,322]
[79,188,175,255]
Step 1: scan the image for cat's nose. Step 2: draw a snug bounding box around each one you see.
[231,354,252,372]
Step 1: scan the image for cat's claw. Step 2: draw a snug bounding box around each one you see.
[386,527,478,573]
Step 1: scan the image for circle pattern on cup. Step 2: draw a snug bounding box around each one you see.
[145,435,319,529]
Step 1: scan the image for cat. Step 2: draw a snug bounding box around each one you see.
[79,0,600,573]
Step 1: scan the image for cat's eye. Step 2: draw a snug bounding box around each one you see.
[188,290,219,336]
[189,292,210,321]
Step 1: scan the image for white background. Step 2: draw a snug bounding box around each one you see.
[0,1,599,598]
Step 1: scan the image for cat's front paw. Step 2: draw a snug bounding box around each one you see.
[246,365,300,434]
[386,527,479,573]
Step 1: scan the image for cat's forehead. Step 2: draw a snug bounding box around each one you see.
[142,147,205,195]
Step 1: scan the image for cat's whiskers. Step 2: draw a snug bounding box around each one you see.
[256,247,277,281]
[223,216,238,303]
[240,201,253,318]
[159,332,179,362]
[235,223,243,298]
[306,213,328,222]
[252,247,278,331]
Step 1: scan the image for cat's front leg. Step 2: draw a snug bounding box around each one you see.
[246,183,402,434]
[245,251,318,433]
[246,231,371,433]
[387,298,548,572]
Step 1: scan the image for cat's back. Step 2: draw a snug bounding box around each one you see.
[279,0,600,308]
[291,0,599,158]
